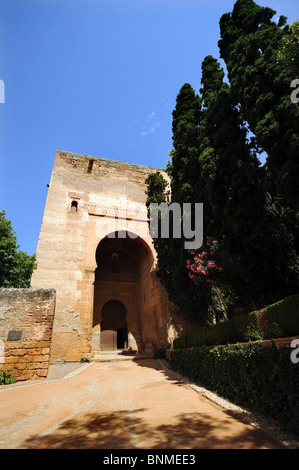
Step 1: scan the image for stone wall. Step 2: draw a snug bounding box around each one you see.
[0,288,56,381]
[30,150,193,363]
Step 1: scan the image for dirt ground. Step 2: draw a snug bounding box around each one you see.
[0,358,285,449]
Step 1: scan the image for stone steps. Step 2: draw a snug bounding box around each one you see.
[91,351,152,363]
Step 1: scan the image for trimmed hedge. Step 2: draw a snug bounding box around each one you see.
[173,294,299,349]
[170,343,299,434]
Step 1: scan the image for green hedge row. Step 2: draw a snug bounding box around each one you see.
[170,343,299,434]
[173,294,299,349]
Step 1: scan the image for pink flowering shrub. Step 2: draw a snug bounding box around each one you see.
[187,236,239,286]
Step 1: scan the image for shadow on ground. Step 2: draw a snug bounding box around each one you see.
[24,408,282,449]
[132,357,208,392]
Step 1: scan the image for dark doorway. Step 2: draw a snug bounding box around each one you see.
[101,301,128,350]
[117,328,128,349]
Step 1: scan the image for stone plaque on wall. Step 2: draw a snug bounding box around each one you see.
[7,330,22,341]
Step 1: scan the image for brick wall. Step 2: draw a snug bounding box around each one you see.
[0,288,56,381]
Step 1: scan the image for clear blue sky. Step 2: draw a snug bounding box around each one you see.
[0,0,298,256]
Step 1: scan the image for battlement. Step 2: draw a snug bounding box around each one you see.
[56,150,165,174]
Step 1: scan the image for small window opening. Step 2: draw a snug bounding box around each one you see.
[87,159,94,173]
[71,200,78,212]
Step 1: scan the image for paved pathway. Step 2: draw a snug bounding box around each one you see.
[0,357,285,449]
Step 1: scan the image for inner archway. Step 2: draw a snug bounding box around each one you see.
[92,231,157,355]
[101,300,128,351]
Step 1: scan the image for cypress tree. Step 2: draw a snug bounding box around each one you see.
[145,85,213,325]
[168,83,202,204]
[218,0,299,211]
[196,56,266,308]
[193,55,297,309]
[146,2,299,321]
[277,21,299,77]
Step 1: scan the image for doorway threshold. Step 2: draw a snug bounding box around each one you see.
[92,350,152,362]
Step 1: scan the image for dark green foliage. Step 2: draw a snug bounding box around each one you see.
[80,357,90,363]
[173,294,299,349]
[193,54,297,308]
[153,348,167,359]
[199,55,263,240]
[145,1,298,324]
[172,334,187,350]
[218,0,299,210]
[257,294,299,339]
[170,343,299,434]
[179,312,254,348]
[168,83,202,205]
[145,88,213,325]
[145,173,168,211]
[277,21,299,77]
[0,210,37,288]
[0,370,17,385]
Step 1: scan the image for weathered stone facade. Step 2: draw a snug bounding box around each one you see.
[0,288,56,380]
[30,150,194,363]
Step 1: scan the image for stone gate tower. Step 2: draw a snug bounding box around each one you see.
[31,150,191,363]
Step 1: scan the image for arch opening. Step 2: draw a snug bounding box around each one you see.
[92,231,153,355]
[70,200,78,212]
